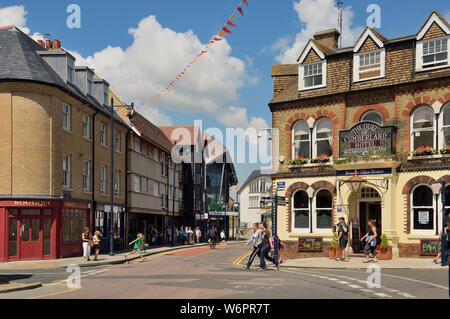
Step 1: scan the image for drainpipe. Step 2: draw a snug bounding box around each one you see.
[92,111,99,231]
[125,130,130,244]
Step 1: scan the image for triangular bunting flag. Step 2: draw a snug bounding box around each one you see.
[243,0,249,6]
[237,6,244,16]
[222,27,232,34]
[218,31,227,37]
[231,14,238,20]
[213,37,223,41]
[227,20,238,27]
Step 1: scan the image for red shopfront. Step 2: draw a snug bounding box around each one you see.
[0,199,91,262]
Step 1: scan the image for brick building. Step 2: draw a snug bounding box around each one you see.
[270,11,450,258]
[0,26,129,261]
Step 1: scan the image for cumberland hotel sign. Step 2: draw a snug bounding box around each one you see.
[339,122,396,158]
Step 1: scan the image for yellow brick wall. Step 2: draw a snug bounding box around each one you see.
[0,82,127,204]
[303,49,321,64]
[359,37,380,53]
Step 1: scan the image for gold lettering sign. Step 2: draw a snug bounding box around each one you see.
[14,201,50,207]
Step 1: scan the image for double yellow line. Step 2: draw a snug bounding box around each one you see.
[233,251,252,266]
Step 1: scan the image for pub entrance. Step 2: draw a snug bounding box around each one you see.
[352,187,382,253]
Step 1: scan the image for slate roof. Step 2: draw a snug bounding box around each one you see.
[131,113,174,153]
[238,169,272,194]
[0,26,129,127]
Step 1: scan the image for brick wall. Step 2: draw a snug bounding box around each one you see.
[359,37,380,53]
[422,22,446,40]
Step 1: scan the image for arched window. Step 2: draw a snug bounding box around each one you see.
[293,190,309,232]
[445,184,450,224]
[411,106,436,151]
[440,102,450,149]
[361,110,383,125]
[411,185,434,232]
[314,189,332,231]
[292,120,310,159]
[313,118,332,158]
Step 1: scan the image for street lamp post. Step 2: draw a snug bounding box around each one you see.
[172,142,177,247]
[273,188,279,266]
[109,97,115,256]
[431,181,446,267]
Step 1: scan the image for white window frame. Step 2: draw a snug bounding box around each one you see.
[416,36,450,72]
[439,102,450,150]
[104,86,109,106]
[133,175,141,193]
[100,122,107,146]
[312,188,333,233]
[62,104,71,131]
[154,182,159,197]
[82,161,90,191]
[292,120,311,160]
[161,184,167,208]
[114,171,120,196]
[87,72,93,96]
[292,190,310,233]
[100,166,107,194]
[299,60,327,91]
[114,130,121,152]
[361,110,383,125]
[410,184,436,235]
[410,105,436,152]
[312,118,333,159]
[67,57,75,83]
[353,48,385,82]
[82,113,90,139]
[62,154,71,188]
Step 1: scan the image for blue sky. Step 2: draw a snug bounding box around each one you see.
[1,0,449,197]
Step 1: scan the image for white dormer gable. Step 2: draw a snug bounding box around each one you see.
[298,40,327,91]
[354,28,384,53]
[415,12,450,71]
[298,40,325,64]
[417,12,450,41]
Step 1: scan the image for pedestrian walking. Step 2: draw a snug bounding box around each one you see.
[209,226,217,250]
[361,219,378,263]
[167,226,173,244]
[335,217,350,262]
[81,227,93,262]
[270,236,285,264]
[220,229,226,245]
[243,223,262,269]
[92,230,101,261]
[195,227,201,244]
[124,233,145,261]
[259,222,278,271]
[433,223,449,264]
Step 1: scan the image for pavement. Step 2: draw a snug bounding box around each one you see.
[0,240,244,294]
[279,255,448,270]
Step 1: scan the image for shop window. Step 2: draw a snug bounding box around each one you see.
[411,106,436,151]
[411,185,434,232]
[292,190,309,232]
[440,102,450,150]
[63,209,88,242]
[314,189,332,230]
[361,110,383,125]
[313,118,332,158]
[292,120,310,159]
[22,209,41,216]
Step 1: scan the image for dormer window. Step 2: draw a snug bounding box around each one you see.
[67,57,75,83]
[422,38,448,69]
[299,60,327,91]
[353,49,385,82]
[87,72,93,96]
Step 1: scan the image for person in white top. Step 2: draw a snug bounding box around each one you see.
[195,227,201,244]
[220,230,226,245]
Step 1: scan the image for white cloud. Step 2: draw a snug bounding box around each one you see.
[275,0,364,64]
[0,5,30,34]
[217,105,268,129]
[444,11,450,23]
[70,15,252,126]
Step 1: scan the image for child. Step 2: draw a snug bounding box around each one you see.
[124,233,145,261]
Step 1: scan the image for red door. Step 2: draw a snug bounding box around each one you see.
[20,218,42,259]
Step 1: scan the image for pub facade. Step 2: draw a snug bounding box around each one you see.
[270,11,450,258]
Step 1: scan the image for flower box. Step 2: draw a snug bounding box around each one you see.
[288,158,309,165]
[411,146,437,156]
[376,246,392,260]
[310,154,331,164]
[441,146,450,155]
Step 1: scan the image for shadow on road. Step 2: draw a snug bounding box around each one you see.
[0,275,33,285]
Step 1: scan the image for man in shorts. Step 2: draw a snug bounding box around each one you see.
[335,217,349,262]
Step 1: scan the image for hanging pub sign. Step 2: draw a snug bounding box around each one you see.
[339,122,396,158]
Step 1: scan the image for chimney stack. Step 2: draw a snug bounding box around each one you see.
[313,29,340,50]
[45,40,53,50]
[37,40,45,48]
[53,39,61,49]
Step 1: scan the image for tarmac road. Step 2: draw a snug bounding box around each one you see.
[1,244,448,299]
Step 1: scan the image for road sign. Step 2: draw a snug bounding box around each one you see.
[277,182,286,190]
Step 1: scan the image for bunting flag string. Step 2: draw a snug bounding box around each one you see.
[140,0,251,106]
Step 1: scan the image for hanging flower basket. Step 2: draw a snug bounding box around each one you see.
[411,146,437,156]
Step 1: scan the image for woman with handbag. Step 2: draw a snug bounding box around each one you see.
[82,227,93,262]
[361,219,378,263]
